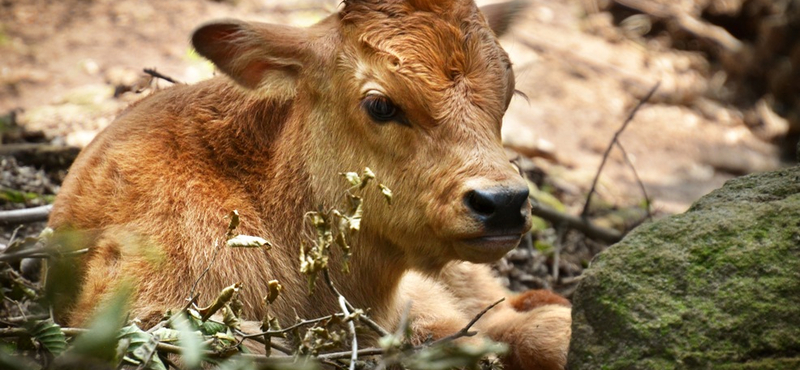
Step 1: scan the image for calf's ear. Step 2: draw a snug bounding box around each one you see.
[480,0,529,37]
[192,19,310,94]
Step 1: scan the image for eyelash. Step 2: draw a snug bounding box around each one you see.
[361,95,409,126]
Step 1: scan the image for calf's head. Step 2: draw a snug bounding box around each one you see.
[192,0,531,271]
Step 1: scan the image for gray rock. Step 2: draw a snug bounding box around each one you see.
[569,166,800,370]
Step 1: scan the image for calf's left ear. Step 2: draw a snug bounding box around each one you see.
[480,0,530,37]
[192,19,311,94]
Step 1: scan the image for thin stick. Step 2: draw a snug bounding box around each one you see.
[338,296,358,370]
[8,225,22,246]
[582,82,660,219]
[188,238,221,301]
[314,347,385,361]
[323,270,390,337]
[0,205,52,224]
[553,223,567,282]
[615,142,652,219]
[530,200,622,244]
[143,68,181,84]
[0,247,88,262]
[237,313,345,343]
[429,298,505,345]
[0,313,49,324]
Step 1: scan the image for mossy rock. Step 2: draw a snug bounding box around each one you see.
[569,167,800,370]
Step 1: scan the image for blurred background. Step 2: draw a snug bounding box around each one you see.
[1,0,798,294]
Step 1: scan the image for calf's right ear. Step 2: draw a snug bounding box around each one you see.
[192,19,310,94]
[480,0,530,37]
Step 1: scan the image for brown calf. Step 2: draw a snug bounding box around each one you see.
[48,0,571,368]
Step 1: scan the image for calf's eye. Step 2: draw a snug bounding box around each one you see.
[362,95,406,125]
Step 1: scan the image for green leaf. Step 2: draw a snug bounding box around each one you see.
[200,320,228,336]
[173,313,205,368]
[152,327,181,343]
[25,319,67,356]
[528,180,565,212]
[534,240,555,255]
[215,357,256,370]
[0,189,38,204]
[119,324,166,370]
[404,338,507,370]
[66,285,131,363]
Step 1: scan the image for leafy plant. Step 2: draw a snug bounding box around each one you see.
[0,168,506,370]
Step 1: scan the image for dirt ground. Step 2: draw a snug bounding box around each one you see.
[0,0,791,295]
[2,0,783,212]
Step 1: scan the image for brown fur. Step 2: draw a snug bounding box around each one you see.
[48,1,571,368]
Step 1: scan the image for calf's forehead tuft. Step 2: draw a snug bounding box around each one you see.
[338,0,513,122]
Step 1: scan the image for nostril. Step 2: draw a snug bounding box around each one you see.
[465,185,530,232]
[466,189,496,216]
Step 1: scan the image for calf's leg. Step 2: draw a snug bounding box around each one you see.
[397,262,571,370]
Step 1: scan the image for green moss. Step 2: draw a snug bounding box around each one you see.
[569,166,800,370]
[0,189,55,204]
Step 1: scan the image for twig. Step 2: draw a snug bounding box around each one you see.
[612,0,743,52]
[237,313,345,343]
[338,296,358,370]
[530,200,622,244]
[582,82,660,219]
[0,205,52,224]
[8,225,22,246]
[0,327,89,337]
[313,347,386,361]
[429,298,505,346]
[0,247,88,262]
[188,238,221,301]
[323,270,390,338]
[374,301,412,370]
[0,144,80,171]
[394,301,411,339]
[0,313,49,324]
[615,142,652,219]
[143,68,181,84]
[553,223,567,282]
[237,326,295,356]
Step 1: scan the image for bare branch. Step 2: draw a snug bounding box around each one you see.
[0,205,52,224]
[0,144,79,171]
[531,200,622,244]
[188,238,221,302]
[143,68,181,84]
[237,313,344,343]
[615,142,653,220]
[613,0,743,52]
[323,270,390,338]
[338,296,358,370]
[582,82,660,219]
[429,298,505,346]
[0,246,88,262]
